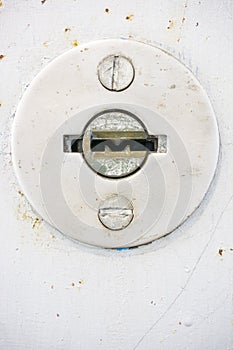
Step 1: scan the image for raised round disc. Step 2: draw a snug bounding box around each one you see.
[12,39,219,248]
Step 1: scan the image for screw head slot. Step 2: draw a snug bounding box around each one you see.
[98,195,134,230]
[97,55,135,92]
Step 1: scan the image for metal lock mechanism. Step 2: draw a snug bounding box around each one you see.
[64,109,167,178]
[12,39,219,248]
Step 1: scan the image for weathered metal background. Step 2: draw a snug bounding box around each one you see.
[0,1,233,349]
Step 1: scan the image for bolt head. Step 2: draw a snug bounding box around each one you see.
[97,55,135,91]
[98,195,134,230]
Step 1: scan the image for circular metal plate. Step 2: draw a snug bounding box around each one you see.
[12,39,219,248]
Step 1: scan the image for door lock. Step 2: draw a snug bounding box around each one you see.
[12,39,219,248]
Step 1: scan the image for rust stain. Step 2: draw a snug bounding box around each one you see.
[56,313,60,317]
[157,102,166,109]
[64,27,71,32]
[43,41,49,47]
[78,279,84,285]
[0,1,2,7]
[105,8,110,14]
[32,217,41,229]
[218,248,223,256]
[72,40,78,47]
[0,102,2,107]
[41,0,46,4]
[21,212,42,229]
[167,19,175,30]
[182,17,186,23]
[0,54,5,60]
[126,14,134,21]
[18,190,24,197]
[71,282,75,287]
[188,84,199,91]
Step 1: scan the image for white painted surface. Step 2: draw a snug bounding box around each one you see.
[12,39,219,248]
[0,0,233,349]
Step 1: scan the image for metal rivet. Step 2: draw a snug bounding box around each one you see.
[97,55,135,91]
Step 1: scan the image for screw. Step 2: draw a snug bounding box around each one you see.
[98,195,134,230]
[97,55,135,92]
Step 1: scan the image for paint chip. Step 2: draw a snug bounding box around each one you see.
[157,102,166,109]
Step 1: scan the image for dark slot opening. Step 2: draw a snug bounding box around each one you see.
[90,137,158,152]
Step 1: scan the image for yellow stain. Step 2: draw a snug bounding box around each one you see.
[72,40,78,47]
